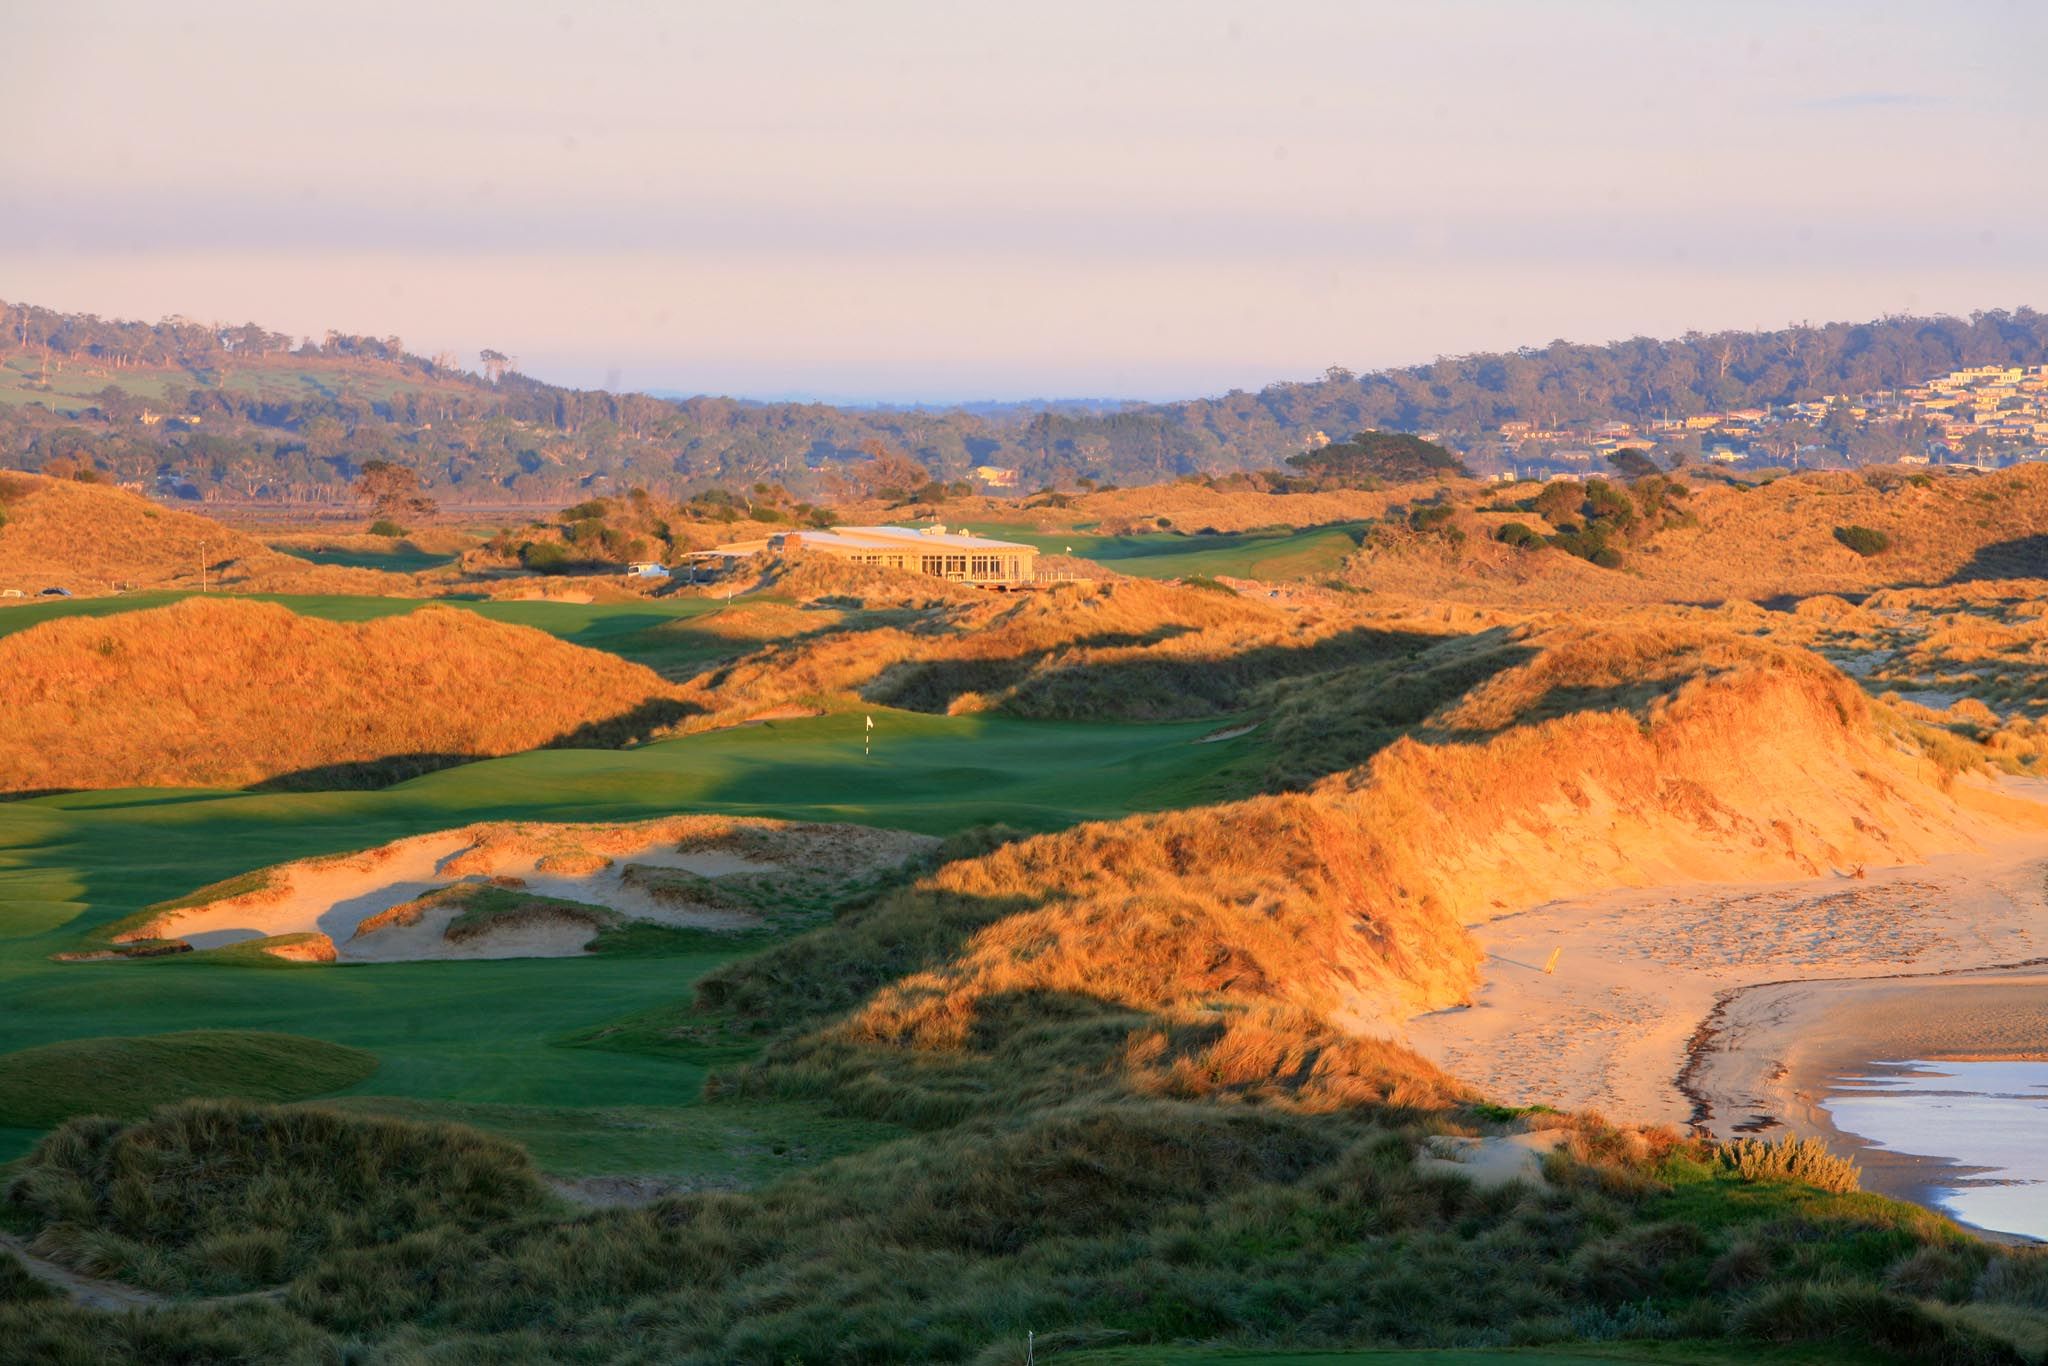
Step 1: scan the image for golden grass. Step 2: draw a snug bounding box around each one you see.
[712,620,2011,1124]
[0,475,414,595]
[0,597,686,791]
[1348,465,2048,606]
[676,566,1457,730]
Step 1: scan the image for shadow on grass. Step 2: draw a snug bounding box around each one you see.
[869,625,1447,718]
[1946,533,2048,583]
[251,697,706,792]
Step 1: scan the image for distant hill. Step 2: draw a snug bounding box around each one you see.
[4,298,2046,503]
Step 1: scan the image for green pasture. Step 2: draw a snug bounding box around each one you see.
[962,520,1367,581]
[0,356,175,415]
[0,707,1256,1171]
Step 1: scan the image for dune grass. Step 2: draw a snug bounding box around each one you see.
[0,596,698,791]
[0,1031,377,1128]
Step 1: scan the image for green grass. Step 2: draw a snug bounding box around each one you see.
[963,520,1368,581]
[0,706,1252,1170]
[0,1030,378,1128]
[313,1094,906,1182]
[273,545,459,572]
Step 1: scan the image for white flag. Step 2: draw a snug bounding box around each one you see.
[865,715,874,731]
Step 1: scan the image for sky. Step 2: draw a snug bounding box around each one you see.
[8,0,2048,402]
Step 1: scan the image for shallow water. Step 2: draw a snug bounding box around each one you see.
[1824,1059,2048,1240]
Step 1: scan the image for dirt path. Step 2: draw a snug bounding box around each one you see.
[0,1232,283,1311]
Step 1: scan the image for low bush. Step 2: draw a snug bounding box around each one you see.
[518,539,569,571]
[1835,524,1893,556]
[366,518,406,538]
[1495,521,1544,550]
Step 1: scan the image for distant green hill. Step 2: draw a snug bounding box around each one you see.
[5,298,2047,503]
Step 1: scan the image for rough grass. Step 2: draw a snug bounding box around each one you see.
[0,596,691,791]
[1341,464,2048,607]
[4,1095,2038,1362]
[1715,1136,1862,1195]
[0,474,408,595]
[0,1031,378,1128]
[681,569,1460,731]
[7,1101,544,1294]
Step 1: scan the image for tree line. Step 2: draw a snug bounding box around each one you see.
[4,300,2046,502]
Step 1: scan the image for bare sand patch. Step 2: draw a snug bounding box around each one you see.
[1413,1131,1567,1190]
[118,816,937,964]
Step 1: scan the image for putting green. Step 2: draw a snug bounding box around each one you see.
[0,708,1259,1171]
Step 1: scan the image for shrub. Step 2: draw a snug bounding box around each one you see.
[1408,503,1456,532]
[1533,481,1583,524]
[1715,1135,1861,1193]
[1835,524,1892,556]
[1495,521,1543,550]
[519,540,569,571]
[1178,575,1238,595]
[366,518,405,538]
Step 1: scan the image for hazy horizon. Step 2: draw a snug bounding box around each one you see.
[12,0,2048,403]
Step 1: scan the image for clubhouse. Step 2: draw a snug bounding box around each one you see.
[698,524,1039,587]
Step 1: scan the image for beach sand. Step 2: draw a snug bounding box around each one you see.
[1686,968,2048,1236]
[1402,838,2048,1137]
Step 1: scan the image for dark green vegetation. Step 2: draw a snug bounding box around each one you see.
[1834,524,1893,557]
[1489,476,1696,570]
[0,1032,377,1128]
[274,542,457,573]
[6,1088,2043,1361]
[1288,431,1469,485]
[9,299,2048,500]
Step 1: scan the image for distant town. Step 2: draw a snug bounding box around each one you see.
[1451,364,2048,482]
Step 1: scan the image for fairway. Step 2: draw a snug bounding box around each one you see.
[963,520,1367,581]
[0,708,1259,1170]
[274,544,460,572]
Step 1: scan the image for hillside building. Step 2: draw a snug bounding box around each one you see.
[699,524,1038,587]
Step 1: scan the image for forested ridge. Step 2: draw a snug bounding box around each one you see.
[4,299,2046,502]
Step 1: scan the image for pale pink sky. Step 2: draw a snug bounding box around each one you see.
[9,1,2047,400]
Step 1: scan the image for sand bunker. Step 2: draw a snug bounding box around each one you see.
[113,816,937,964]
